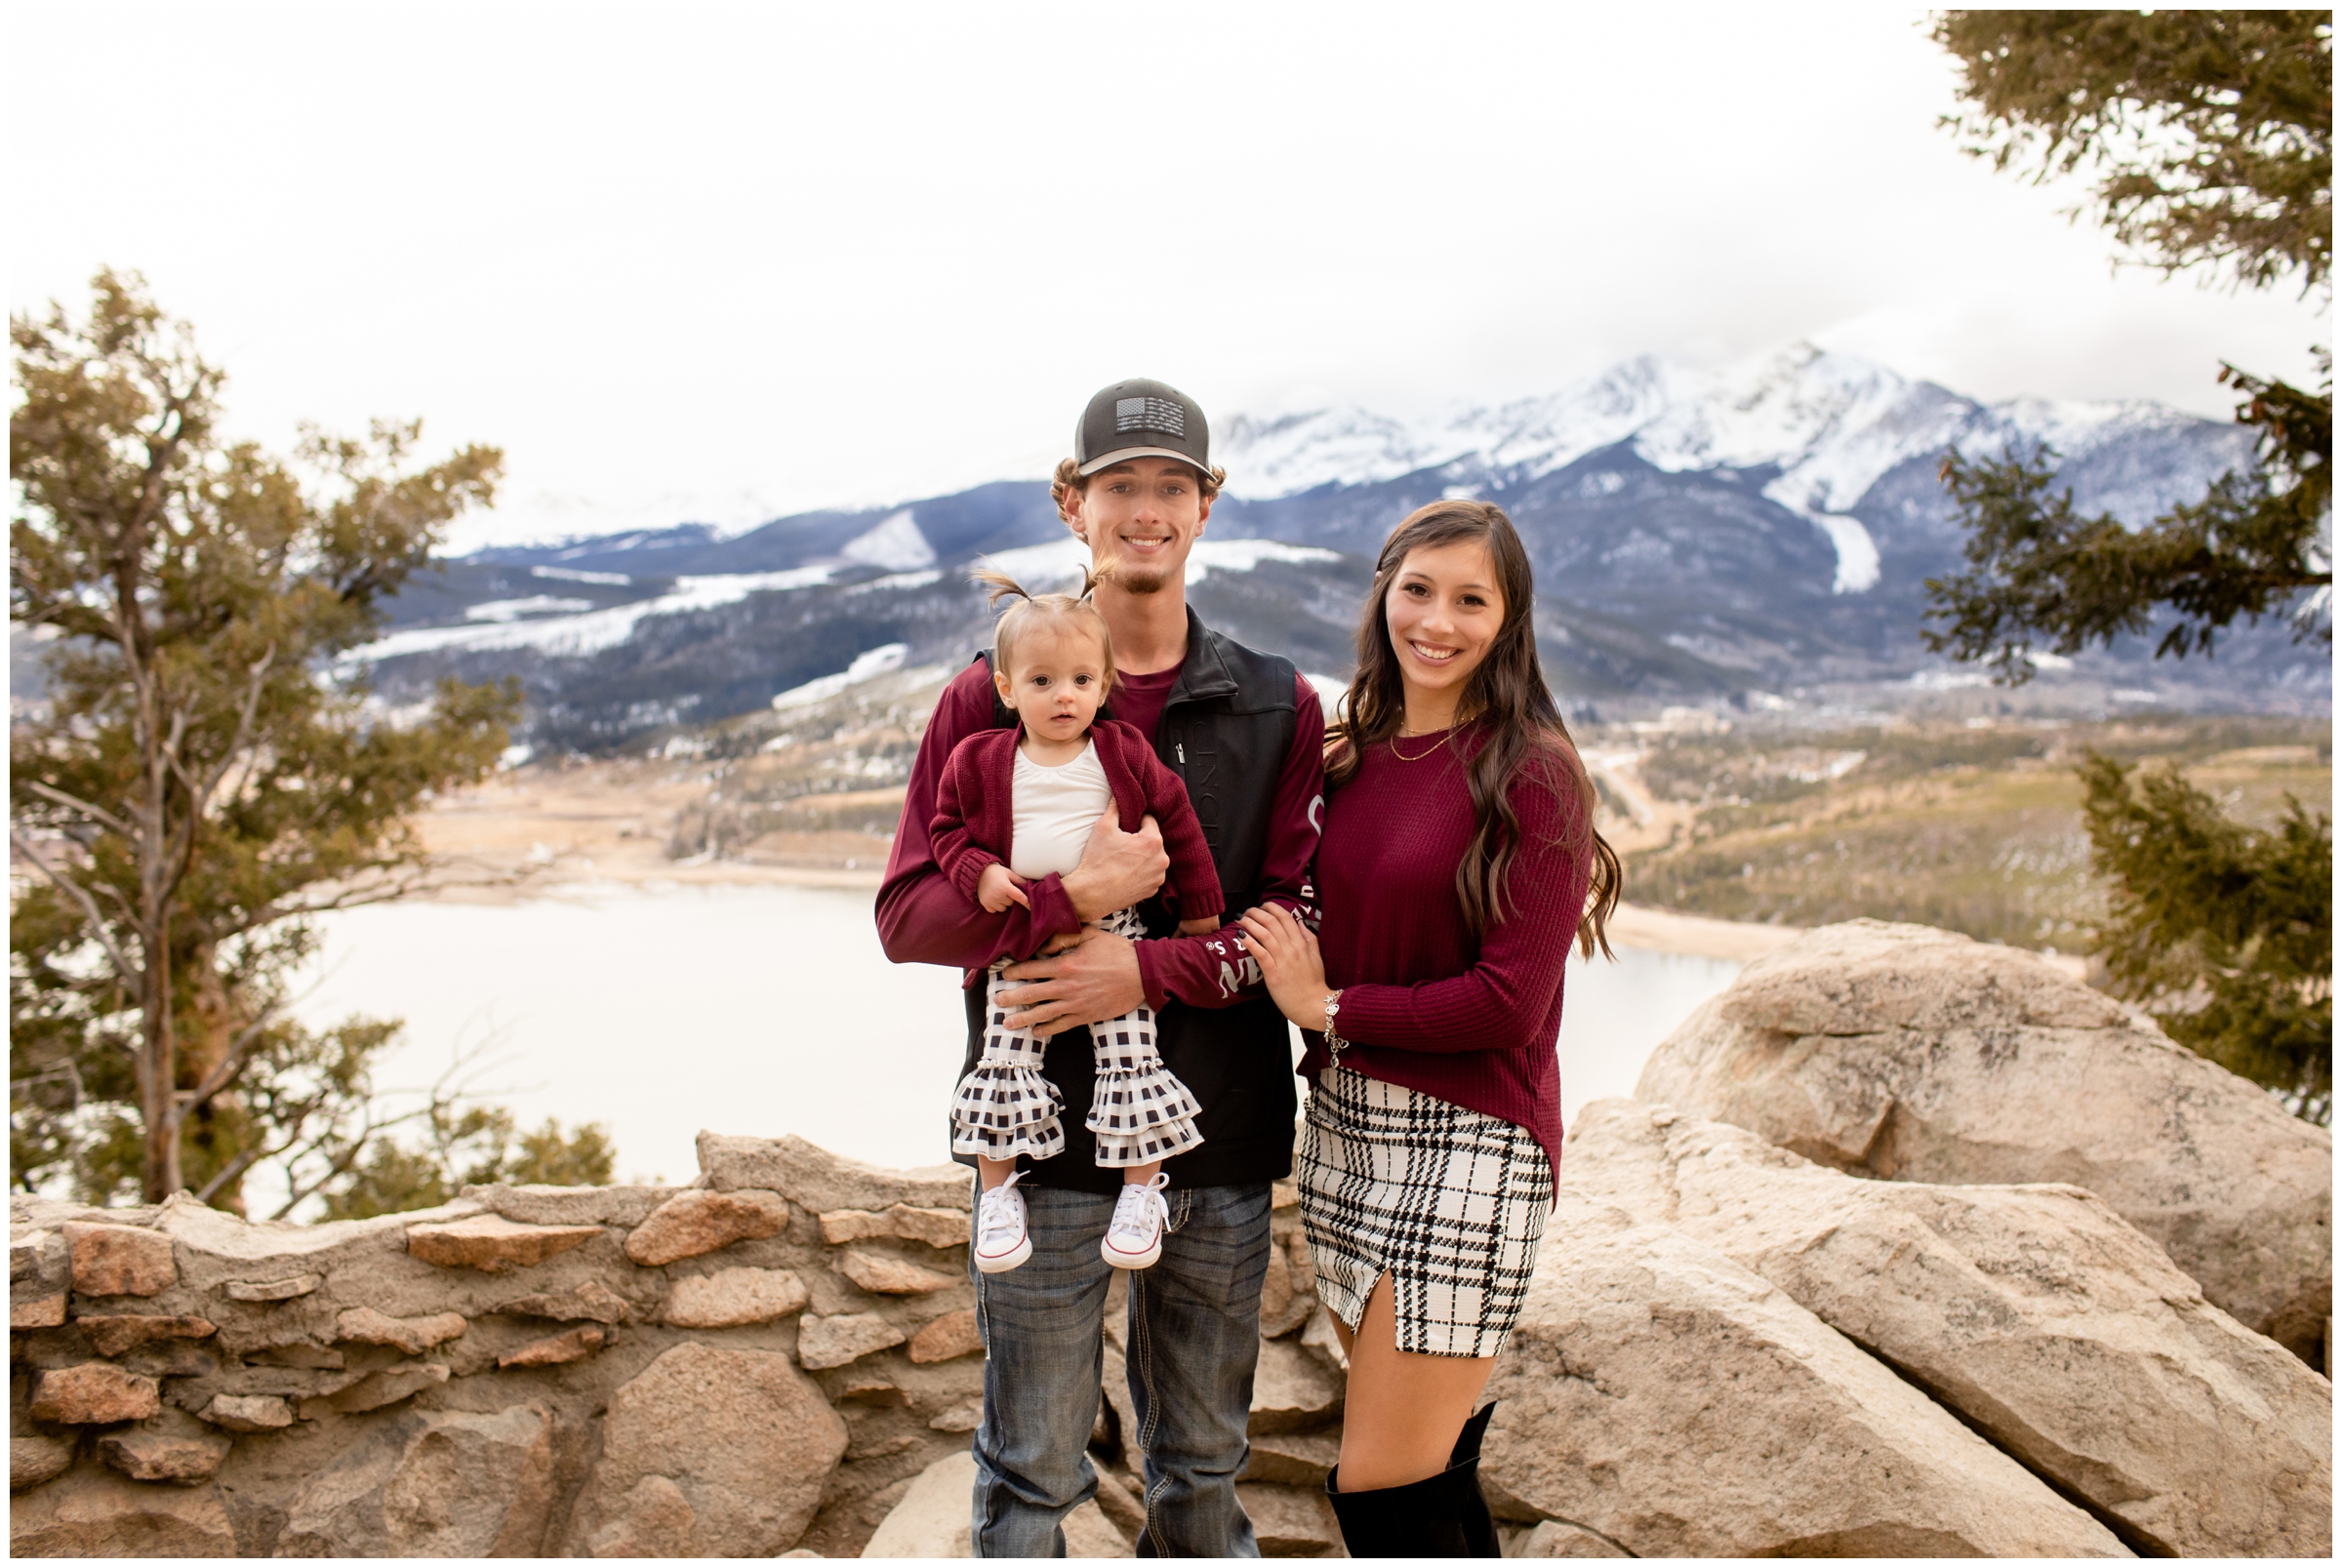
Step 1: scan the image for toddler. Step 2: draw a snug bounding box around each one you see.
[931,571,1224,1273]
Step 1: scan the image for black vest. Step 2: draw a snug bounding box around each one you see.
[958,610,1304,1193]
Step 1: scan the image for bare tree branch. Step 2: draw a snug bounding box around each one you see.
[191,1146,265,1207]
[22,781,134,836]
[190,645,276,807]
[10,830,140,981]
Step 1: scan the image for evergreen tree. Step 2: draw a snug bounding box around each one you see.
[1921,14,2332,1119]
[7,270,603,1209]
[2080,755,2330,1124]
[1926,362,2328,681]
[1922,11,2330,680]
[1934,11,2328,291]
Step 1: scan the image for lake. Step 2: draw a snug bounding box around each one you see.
[288,883,1741,1196]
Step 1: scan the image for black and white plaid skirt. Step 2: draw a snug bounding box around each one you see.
[1297,1065,1552,1359]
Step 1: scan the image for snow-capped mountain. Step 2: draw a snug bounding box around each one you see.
[1219,343,2251,593]
[349,344,2314,748]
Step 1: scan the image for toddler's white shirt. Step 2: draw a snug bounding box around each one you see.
[1008,738,1112,880]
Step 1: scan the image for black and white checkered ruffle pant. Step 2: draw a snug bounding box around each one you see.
[1297,1065,1552,1358]
[949,906,1204,1168]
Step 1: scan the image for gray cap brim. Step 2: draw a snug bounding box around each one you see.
[1076,446,1216,478]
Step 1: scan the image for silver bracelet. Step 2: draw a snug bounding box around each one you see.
[1321,989,1347,1069]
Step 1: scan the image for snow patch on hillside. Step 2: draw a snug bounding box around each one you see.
[465,596,595,622]
[346,566,837,663]
[839,508,936,571]
[772,643,910,709]
[531,565,632,586]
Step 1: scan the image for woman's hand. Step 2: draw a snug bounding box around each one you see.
[1237,904,1333,1034]
[976,863,1030,913]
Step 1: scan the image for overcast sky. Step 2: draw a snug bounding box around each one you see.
[13,3,2328,551]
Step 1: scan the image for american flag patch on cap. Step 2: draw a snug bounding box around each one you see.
[1115,396,1186,436]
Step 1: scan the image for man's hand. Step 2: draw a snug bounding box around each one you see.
[997,926,1146,1034]
[1060,810,1167,923]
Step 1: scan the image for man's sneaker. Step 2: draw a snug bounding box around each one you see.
[974,1172,1032,1274]
[1102,1172,1171,1270]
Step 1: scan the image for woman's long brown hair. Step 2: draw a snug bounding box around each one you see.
[1327,500,1621,957]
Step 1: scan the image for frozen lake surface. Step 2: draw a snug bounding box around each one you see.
[291,883,1742,1191]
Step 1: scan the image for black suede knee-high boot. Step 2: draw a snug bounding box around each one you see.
[1325,1464,1472,1558]
[1323,1403,1502,1559]
[1444,1402,1501,1557]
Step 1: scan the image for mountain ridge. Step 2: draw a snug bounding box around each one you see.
[352,344,2319,749]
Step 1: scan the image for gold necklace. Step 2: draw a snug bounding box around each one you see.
[1389,727,1452,763]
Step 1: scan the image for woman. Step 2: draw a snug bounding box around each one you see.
[1240,499,1619,1557]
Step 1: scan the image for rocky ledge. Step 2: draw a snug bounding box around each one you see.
[9,920,2331,1557]
[11,1127,1343,1558]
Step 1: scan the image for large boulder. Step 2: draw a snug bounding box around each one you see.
[1637,920,2332,1359]
[275,1404,556,1555]
[565,1341,848,1555]
[1566,1099,2332,1556]
[1479,1199,2129,1558]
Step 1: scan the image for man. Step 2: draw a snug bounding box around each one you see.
[876,377,1324,1557]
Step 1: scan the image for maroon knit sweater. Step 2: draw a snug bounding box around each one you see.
[1297,725,1594,1183]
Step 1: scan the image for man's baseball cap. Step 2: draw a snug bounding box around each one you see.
[1074,378,1214,479]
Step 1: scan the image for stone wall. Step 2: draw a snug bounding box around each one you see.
[11,921,2333,1557]
[11,1132,1342,1558]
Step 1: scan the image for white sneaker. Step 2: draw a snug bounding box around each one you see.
[1102,1173,1171,1270]
[974,1172,1032,1274]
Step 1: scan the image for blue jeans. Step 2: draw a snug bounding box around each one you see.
[970,1181,1272,1557]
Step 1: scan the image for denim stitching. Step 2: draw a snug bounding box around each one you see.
[972,1262,989,1354]
[1130,1265,1175,1554]
[969,1263,1000,1551]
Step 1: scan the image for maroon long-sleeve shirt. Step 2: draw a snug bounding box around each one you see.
[1299,725,1595,1181]
[877,657,1324,1009]
[930,719,1225,925]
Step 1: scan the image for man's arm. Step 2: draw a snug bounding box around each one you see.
[1135,671,1326,1008]
[875,662,1082,970]
[1001,672,1326,1031]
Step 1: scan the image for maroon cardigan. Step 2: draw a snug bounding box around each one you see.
[930,719,1226,926]
[879,659,1324,1013]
